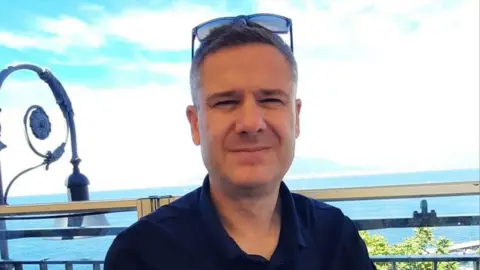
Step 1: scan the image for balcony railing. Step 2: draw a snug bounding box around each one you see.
[0,180,479,269]
[0,255,479,270]
[0,256,479,270]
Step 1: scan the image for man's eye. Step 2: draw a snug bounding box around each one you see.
[215,100,238,107]
[260,98,282,104]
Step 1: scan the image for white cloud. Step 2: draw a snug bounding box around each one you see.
[0,2,229,53]
[49,56,113,67]
[99,3,225,51]
[79,3,105,12]
[117,61,191,81]
[257,0,350,52]
[0,2,227,54]
[0,16,104,53]
[0,32,43,51]
[256,0,478,58]
[37,16,104,48]
[256,0,480,170]
[0,79,206,197]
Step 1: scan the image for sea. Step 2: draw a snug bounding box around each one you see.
[1,168,479,268]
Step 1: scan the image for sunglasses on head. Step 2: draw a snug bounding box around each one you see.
[191,13,294,59]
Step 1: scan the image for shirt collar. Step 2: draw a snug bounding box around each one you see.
[198,174,308,261]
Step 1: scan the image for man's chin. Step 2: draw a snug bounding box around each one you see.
[227,169,279,188]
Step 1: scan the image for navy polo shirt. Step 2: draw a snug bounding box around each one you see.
[104,175,376,269]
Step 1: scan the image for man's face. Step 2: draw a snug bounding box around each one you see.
[186,43,301,189]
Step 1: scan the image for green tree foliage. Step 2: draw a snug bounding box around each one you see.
[360,227,459,270]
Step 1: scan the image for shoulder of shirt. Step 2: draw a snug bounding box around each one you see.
[110,187,202,244]
[104,188,206,266]
[144,187,203,223]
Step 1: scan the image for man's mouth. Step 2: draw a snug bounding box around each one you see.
[229,146,271,153]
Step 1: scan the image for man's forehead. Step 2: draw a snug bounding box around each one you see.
[201,43,290,71]
[198,45,293,94]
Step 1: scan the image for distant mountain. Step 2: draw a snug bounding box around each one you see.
[287,156,368,176]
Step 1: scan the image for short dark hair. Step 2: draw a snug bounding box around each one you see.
[189,21,298,107]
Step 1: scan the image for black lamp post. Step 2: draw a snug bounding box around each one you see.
[0,63,108,240]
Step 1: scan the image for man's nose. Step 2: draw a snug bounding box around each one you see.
[235,99,266,134]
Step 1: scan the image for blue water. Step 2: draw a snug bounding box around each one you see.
[2,168,480,265]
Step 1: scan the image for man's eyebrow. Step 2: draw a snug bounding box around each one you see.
[258,88,290,98]
[206,88,289,101]
[206,90,239,101]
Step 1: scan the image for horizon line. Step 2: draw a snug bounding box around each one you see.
[6,167,479,199]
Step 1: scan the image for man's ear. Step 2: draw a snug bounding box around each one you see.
[186,105,201,145]
[295,99,302,138]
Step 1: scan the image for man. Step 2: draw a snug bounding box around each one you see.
[104,14,376,269]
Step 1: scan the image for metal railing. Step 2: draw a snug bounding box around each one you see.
[0,255,478,269]
[372,255,480,270]
[1,180,478,216]
[0,260,103,269]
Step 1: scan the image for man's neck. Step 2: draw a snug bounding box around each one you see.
[209,178,282,258]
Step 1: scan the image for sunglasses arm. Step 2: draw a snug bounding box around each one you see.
[191,33,196,59]
[290,23,294,53]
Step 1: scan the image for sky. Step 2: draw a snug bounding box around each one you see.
[0,0,478,196]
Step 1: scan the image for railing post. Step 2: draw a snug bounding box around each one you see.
[0,164,10,267]
[136,196,174,219]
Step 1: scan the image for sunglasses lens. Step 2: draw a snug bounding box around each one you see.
[196,18,235,41]
[249,15,289,33]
